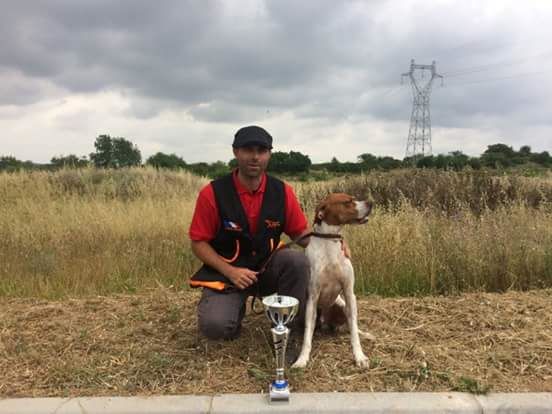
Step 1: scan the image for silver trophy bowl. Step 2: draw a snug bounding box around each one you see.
[262,294,299,403]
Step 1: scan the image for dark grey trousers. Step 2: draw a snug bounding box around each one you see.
[197,248,310,340]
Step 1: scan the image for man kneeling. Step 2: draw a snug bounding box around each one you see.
[188,126,310,355]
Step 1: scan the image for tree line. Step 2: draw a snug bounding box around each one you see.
[1,134,551,177]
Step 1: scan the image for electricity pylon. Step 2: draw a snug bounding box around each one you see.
[402,59,443,162]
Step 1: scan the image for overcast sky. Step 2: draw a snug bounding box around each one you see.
[1,0,551,164]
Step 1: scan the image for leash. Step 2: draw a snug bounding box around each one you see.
[250,232,313,314]
[257,231,313,274]
[250,231,343,314]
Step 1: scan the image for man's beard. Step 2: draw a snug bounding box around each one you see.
[241,163,264,178]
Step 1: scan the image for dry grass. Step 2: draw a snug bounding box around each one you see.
[1,168,552,298]
[1,288,551,397]
[347,202,552,296]
[2,168,551,397]
[292,169,552,215]
[0,168,207,298]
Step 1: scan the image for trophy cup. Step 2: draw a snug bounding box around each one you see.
[262,294,299,403]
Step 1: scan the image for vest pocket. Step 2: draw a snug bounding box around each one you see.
[220,239,240,263]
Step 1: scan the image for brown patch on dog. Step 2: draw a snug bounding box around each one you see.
[314,193,371,226]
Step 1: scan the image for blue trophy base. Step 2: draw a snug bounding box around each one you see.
[268,380,290,402]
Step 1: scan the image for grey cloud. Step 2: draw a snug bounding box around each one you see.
[0,0,551,154]
[0,74,45,105]
[1,1,378,108]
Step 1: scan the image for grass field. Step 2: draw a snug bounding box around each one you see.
[1,168,552,397]
[1,168,552,298]
[1,289,550,396]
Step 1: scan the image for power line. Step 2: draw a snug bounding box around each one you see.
[444,68,552,87]
[381,83,406,98]
[442,50,552,77]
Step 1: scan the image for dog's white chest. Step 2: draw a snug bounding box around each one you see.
[306,238,350,270]
[306,238,353,299]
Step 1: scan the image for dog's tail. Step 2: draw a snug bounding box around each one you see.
[325,297,376,341]
[358,329,376,341]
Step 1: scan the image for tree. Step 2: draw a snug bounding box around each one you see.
[416,151,472,171]
[0,156,23,172]
[448,151,469,171]
[402,155,417,167]
[146,152,187,170]
[377,156,402,170]
[530,151,552,166]
[268,151,311,173]
[358,153,378,170]
[186,161,231,178]
[485,143,515,157]
[416,155,435,169]
[287,151,312,173]
[90,135,114,168]
[90,135,141,168]
[518,145,531,157]
[209,161,231,178]
[481,143,515,168]
[268,152,288,173]
[186,162,210,176]
[434,154,450,169]
[468,157,482,170]
[112,137,141,167]
[51,154,89,168]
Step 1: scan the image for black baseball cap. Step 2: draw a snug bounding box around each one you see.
[232,125,273,149]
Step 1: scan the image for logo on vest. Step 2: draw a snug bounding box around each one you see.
[223,219,242,232]
[265,219,281,229]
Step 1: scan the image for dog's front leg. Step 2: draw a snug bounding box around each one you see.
[342,281,369,368]
[291,292,318,368]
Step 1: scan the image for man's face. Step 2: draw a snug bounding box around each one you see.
[233,145,271,178]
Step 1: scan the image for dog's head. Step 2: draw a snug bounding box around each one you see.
[314,193,372,226]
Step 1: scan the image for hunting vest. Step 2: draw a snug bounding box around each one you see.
[190,173,285,290]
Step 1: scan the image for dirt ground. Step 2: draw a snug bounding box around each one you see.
[1,289,551,398]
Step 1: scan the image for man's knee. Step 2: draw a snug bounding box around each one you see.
[197,291,245,340]
[198,312,241,340]
[276,248,310,274]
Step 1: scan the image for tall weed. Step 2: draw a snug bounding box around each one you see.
[1,168,551,298]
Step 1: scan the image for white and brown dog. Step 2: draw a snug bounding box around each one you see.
[292,193,375,368]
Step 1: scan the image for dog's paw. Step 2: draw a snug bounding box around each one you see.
[291,356,308,369]
[355,354,369,368]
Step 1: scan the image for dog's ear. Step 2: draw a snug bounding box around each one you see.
[316,209,325,220]
[317,205,326,220]
[314,202,326,224]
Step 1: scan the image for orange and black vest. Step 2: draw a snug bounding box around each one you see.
[190,173,285,290]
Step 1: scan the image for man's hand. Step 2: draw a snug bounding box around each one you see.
[342,240,351,259]
[227,267,258,290]
[191,240,258,289]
